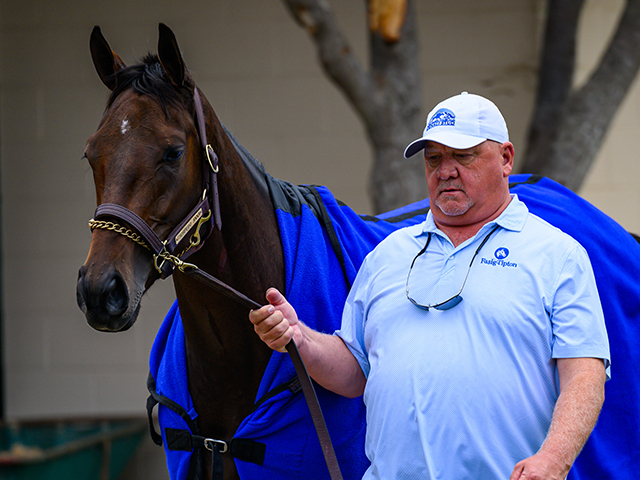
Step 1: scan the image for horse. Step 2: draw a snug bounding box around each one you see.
[77,24,286,480]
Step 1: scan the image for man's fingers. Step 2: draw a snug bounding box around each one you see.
[248,305,274,325]
[265,287,286,306]
[249,289,297,353]
[249,306,293,352]
[509,463,525,480]
[260,316,292,352]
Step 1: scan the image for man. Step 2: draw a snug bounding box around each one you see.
[250,92,610,480]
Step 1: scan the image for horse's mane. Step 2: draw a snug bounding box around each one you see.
[107,54,193,112]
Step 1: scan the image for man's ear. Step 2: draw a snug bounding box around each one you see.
[501,142,515,177]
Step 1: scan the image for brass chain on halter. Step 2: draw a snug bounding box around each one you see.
[88,219,197,274]
[88,219,150,250]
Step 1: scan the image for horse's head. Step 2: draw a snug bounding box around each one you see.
[77,24,213,331]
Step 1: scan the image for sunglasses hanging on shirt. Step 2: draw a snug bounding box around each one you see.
[406,224,499,311]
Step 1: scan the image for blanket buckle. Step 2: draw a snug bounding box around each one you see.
[204,438,228,453]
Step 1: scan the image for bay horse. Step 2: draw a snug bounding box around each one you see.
[77,24,284,480]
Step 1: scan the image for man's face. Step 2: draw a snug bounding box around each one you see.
[424,140,514,228]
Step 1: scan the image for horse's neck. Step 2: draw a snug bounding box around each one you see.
[175,273,274,432]
[172,137,284,442]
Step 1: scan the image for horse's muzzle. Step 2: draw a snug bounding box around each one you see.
[76,266,137,332]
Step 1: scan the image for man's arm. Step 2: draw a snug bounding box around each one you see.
[510,357,606,480]
[249,288,366,398]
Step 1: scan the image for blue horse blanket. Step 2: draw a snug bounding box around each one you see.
[149,174,640,480]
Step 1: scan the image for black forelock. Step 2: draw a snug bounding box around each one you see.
[106,54,193,113]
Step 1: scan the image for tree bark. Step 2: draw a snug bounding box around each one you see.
[282,0,426,213]
[522,0,640,191]
[521,0,584,174]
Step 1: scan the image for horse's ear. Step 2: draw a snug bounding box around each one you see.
[157,23,185,87]
[90,26,126,91]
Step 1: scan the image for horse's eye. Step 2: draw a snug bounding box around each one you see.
[163,147,184,163]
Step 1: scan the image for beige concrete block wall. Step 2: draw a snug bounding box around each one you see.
[0,1,636,478]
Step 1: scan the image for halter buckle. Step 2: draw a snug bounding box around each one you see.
[206,145,219,173]
[153,246,197,276]
[153,246,173,276]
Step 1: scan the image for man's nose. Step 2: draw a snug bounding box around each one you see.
[437,155,459,179]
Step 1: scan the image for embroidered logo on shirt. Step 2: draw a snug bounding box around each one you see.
[426,108,455,130]
[480,247,517,268]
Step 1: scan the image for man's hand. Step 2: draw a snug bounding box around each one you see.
[509,450,568,480]
[249,287,301,352]
[249,287,366,397]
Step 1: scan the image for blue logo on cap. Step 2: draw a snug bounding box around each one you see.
[494,247,509,259]
[426,108,455,131]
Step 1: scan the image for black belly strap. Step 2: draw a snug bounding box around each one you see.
[147,372,302,480]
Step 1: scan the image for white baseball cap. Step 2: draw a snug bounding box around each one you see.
[404,92,509,158]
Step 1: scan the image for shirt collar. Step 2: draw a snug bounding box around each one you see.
[420,194,528,238]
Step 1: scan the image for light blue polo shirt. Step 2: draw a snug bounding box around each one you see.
[336,195,610,480]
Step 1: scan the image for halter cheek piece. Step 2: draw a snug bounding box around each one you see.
[88,88,221,279]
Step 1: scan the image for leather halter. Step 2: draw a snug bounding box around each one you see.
[89,87,221,279]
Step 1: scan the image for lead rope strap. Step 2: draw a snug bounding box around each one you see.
[286,342,343,480]
[178,264,344,480]
[211,445,223,480]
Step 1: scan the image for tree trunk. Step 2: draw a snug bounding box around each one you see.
[367,0,426,213]
[282,0,426,213]
[522,0,640,191]
[521,0,583,175]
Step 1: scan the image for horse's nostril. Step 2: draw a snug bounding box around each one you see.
[103,272,129,317]
[76,269,88,313]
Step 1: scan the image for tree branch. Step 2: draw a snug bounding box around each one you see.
[281,0,382,122]
[544,0,640,188]
[281,0,426,213]
[369,0,408,42]
[521,0,584,173]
